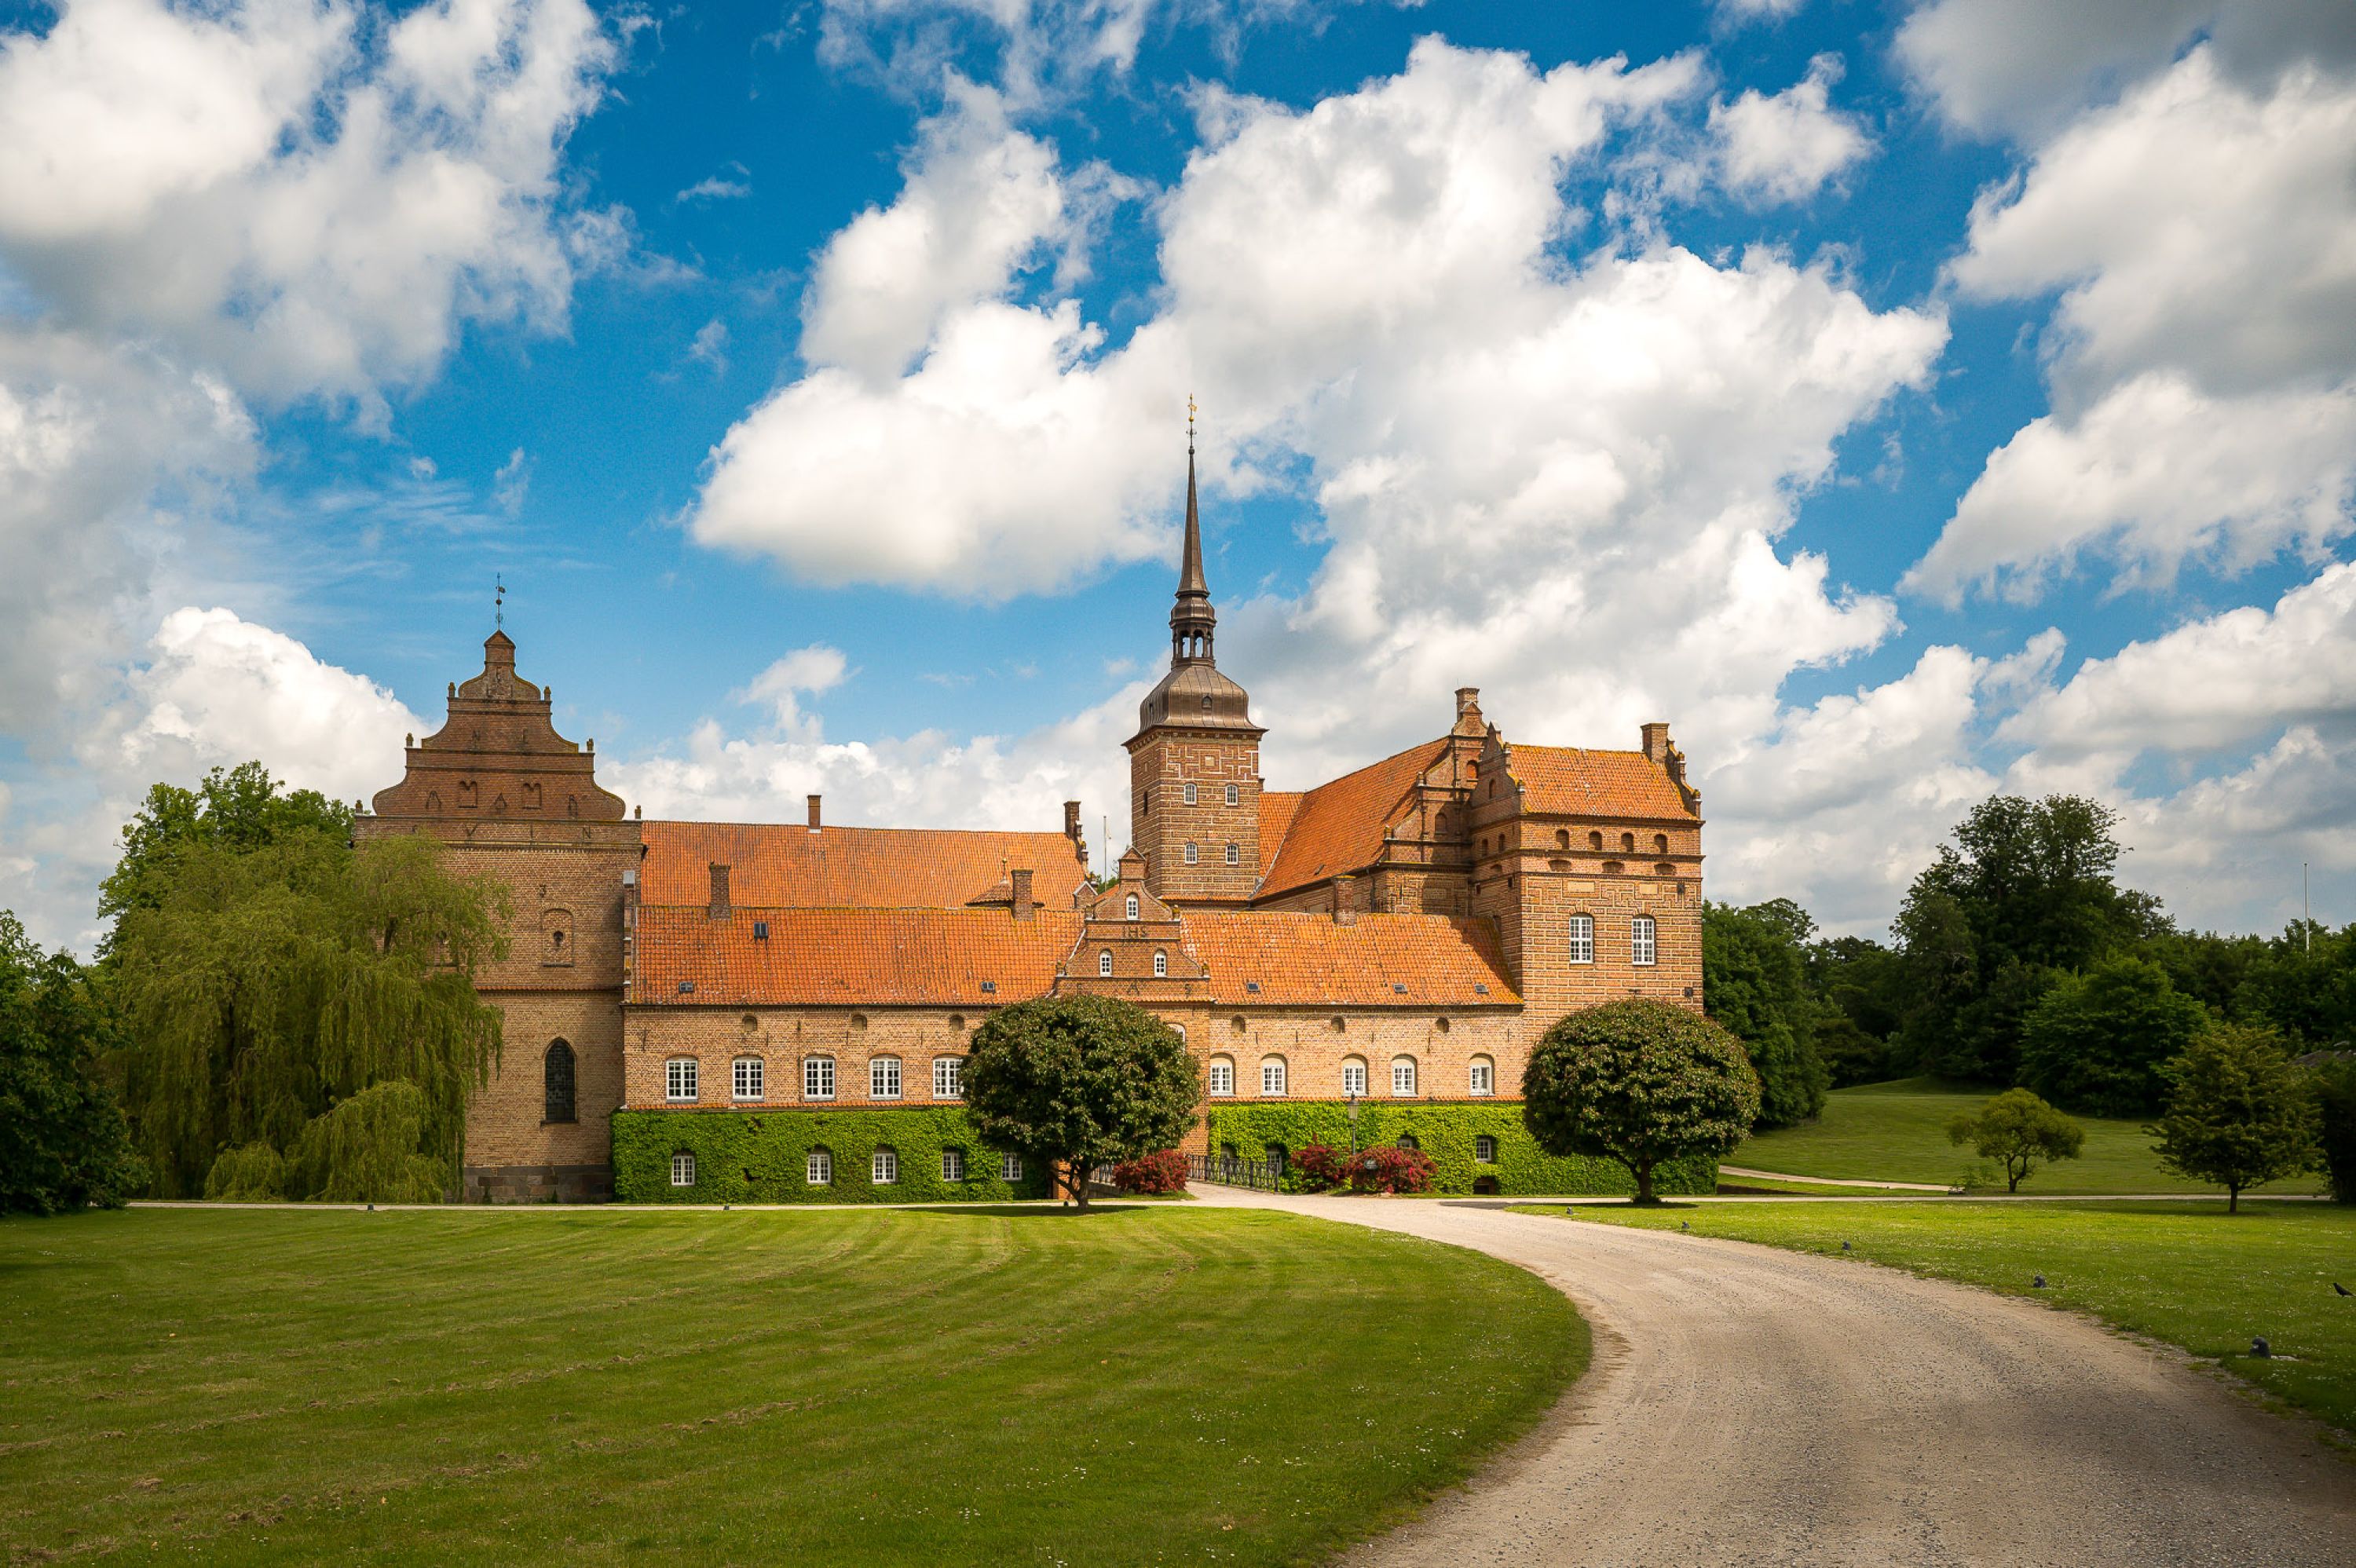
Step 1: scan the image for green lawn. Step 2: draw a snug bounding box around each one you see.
[0,1205,1584,1566]
[1734,1077,2329,1195]
[1522,1199,2356,1436]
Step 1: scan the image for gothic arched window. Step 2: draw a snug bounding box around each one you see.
[543,1040,576,1124]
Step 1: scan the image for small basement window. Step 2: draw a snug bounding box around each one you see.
[1475,1135,1497,1163]
[807,1147,832,1184]
[670,1152,696,1187]
[872,1147,898,1185]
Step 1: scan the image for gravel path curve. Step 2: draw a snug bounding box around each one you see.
[1188,1186,2356,1566]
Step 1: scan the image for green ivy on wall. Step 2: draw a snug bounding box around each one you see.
[612,1107,1052,1204]
[1204,1102,1716,1196]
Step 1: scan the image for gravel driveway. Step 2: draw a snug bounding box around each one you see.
[1188,1186,2356,1566]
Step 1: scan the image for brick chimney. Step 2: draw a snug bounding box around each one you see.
[1641,722,1671,764]
[708,862,731,919]
[1010,868,1034,921]
[807,793,822,832]
[1331,873,1357,926]
[1063,799,1082,844]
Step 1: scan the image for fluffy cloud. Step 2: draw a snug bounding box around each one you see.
[0,0,619,411]
[1893,0,2356,136]
[1708,53,1871,203]
[1906,373,2356,601]
[1914,44,2356,601]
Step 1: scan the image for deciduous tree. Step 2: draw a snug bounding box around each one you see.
[2019,954,2209,1117]
[1703,899,1829,1128]
[0,914,145,1213]
[1946,1087,2083,1193]
[962,994,1200,1209]
[1522,1000,1760,1204]
[2149,1023,2321,1213]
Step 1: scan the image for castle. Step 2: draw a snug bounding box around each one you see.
[360,448,1705,1201]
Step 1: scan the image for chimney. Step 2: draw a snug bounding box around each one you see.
[1331,874,1357,926]
[1455,687,1480,718]
[1641,722,1670,764]
[708,862,731,919]
[807,793,822,832]
[1064,800,1082,842]
[1010,868,1034,921]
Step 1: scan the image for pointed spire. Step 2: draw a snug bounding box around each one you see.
[1170,397,1216,666]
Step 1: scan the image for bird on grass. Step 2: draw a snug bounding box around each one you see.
[2252,1336,2272,1358]
[1680,1219,1690,1230]
[2335,1281,2351,1298]
[2032,1274,2047,1289]
[1841,1241,1853,1252]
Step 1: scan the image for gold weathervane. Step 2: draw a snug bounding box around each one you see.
[1187,393,1197,452]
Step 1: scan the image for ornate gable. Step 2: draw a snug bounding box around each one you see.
[368,631,626,823]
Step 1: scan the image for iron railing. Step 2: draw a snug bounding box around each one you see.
[1183,1153,1287,1191]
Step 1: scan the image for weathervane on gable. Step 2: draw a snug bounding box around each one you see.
[495,572,505,629]
[1187,393,1196,455]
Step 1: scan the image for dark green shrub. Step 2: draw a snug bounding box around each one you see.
[1524,1000,1760,1203]
[2314,1056,2356,1204]
[1202,1102,1715,1196]
[613,1107,1050,1204]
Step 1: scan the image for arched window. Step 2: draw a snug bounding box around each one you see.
[1341,1056,1367,1097]
[1392,1056,1418,1097]
[1125,893,1140,920]
[807,1146,832,1185]
[1589,830,1604,851]
[1469,1055,1494,1096]
[1621,832,1636,853]
[1556,828,1570,850]
[804,1054,836,1099]
[1568,914,1595,964]
[1225,842,1240,865]
[543,1040,576,1124]
[1225,783,1238,806]
[1208,1056,1235,1096]
[1260,1056,1287,1096]
[1099,949,1114,977]
[1632,915,1658,967]
[1264,1142,1288,1172]
[1183,841,1199,865]
[1153,949,1169,978]
[870,1055,902,1099]
[1183,781,1198,806]
[1397,1133,1420,1152]
[1654,833,1670,855]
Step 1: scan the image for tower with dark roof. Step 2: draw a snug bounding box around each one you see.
[1125,428,1265,905]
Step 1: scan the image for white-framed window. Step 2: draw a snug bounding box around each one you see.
[1225,842,1239,865]
[807,1147,832,1185]
[872,1147,898,1185]
[1125,893,1140,919]
[1392,1057,1418,1097]
[1475,1135,1497,1164]
[1260,1057,1287,1096]
[1183,781,1198,806]
[1184,841,1199,865]
[942,1149,965,1181]
[1632,915,1658,967]
[665,1058,697,1102]
[733,1056,763,1101]
[1225,783,1238,806]
[870,1055,902,1099]
[1208,1057,1235,1097]
[804,1054,836,1100]
[670,1151,696,1186]
[1568,914,1594,964]
[1001,1151,1023,1182]
[1469,1057,1494,1097]
[1341,1058,1367,1097]
[1099,949,1114,977]
[933,1055,963,1099]
[1154,949,1169,978]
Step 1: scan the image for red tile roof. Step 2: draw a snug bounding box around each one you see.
[638,821,1089,910]
[1255,791,1303,879]
[631,907,1084,1007]
[1256,740,1449,899]
[1506,747,1696,821]
[1182,911,1518,1007]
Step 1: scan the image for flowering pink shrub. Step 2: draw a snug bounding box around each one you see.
[1294,1142,1434,1193]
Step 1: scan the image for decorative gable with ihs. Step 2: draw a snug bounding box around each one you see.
[368,630,626,824]
[1059,850,1211,1000]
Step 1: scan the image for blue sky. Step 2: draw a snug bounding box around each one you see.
[1,0,2351,950]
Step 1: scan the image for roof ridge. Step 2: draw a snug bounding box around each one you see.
[1282,735,1449,801]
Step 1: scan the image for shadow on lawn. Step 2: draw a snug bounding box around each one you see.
[897,1203,1165,1220]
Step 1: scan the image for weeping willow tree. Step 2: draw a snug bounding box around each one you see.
[109,788,507,1201]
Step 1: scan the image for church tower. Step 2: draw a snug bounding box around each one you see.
[1125,424,1264,905]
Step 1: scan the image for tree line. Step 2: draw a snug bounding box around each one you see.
[1701,793,2354,1131]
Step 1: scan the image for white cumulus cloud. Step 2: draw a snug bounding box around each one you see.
[1709,53,1871,203]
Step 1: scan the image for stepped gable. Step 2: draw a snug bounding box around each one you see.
[1255,739,1451,901]
[631,907,1084,1007]
[1179,910,1519,1007]
[1504,744,1698,821]
[637,821,1090,910]
[368,630,624,821]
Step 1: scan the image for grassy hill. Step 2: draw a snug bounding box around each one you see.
[0,1205,1582,1565]
[1733,1078,2329,1196]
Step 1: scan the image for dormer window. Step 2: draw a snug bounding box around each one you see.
[1125,893,1140,920]
[1200,696,1212,710]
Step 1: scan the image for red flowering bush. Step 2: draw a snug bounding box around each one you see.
[1110,1147,1190,1194]
[1293,1142,1434,1193]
